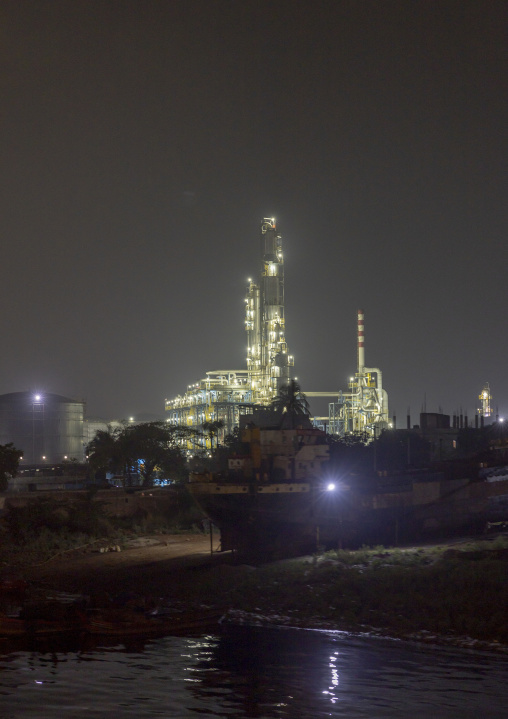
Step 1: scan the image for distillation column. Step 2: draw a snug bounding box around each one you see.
[356,308,388,435]
[246,218,293,404]
[478,383,492,417]
[328,309,389,437]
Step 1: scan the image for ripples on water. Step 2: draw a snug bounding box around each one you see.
[0,627,506,718]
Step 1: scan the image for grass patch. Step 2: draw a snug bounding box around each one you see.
[229,537,508,643]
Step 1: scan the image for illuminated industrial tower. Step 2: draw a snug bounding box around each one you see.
[324,309,389,438]
[478,383,492,417]
[165,221,387,445]
[165,218,292,445]
[246,218,293,402]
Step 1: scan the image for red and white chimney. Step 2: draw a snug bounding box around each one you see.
[357,309,365,373]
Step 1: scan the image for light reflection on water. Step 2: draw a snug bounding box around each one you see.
[0,627,506,718]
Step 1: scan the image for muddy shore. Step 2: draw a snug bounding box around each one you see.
[20,533,237,602]
[4,533,508,654]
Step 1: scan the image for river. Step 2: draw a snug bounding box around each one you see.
[1,626,506,718]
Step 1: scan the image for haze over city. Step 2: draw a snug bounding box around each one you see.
[1,0,506,422]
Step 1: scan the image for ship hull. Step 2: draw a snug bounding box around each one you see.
[189,477,508,557]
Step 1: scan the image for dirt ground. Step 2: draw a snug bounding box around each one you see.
[21,534,236,603]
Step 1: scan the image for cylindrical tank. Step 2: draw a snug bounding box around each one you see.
[0,392,85,464]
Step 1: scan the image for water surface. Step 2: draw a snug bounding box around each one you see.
[1,626,506,718]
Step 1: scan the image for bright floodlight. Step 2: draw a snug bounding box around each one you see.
[35,394,41,401]
[326,482,336,491]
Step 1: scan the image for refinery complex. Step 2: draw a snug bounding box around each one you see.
[0,219,497,471]
[165,218,390,443]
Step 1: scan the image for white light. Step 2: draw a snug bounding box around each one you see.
[35,394,41,401]
[129,417,134,421]
[500,418,505,423]
[326,483,336,491]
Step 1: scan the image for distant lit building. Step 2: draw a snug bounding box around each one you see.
[84,419,125,448]
[0,391,85,464]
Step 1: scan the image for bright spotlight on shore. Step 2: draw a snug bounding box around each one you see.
[326,482,336,491]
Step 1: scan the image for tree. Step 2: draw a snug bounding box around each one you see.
[270,379,312,429]
[122,421,194,486]
[223,426,243,453]
[0,442,22,492]
[87,421,196,488]
[201,420,225,451]
[87,425,126,482]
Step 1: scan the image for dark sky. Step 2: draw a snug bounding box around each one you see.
[1,0,506,422]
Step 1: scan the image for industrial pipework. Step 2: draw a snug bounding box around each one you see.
[165,220,387,444]
[326,309,389,438]
[165,218,293,447]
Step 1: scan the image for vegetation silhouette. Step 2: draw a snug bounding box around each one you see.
[270,380,311,429]
[87,421,196,487]
[0,442,22,491]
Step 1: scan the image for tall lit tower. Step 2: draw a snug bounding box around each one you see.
[478,383,492,417]
[357,309,365,373]
[246,218,293,403]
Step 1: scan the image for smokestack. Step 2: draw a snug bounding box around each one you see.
[357,309,365,373]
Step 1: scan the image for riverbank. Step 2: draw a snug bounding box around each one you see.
[2,532,507,653]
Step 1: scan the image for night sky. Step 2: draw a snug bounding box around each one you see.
[1,0,506,422]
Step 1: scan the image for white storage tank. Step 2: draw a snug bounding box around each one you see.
[0,391,85,464]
